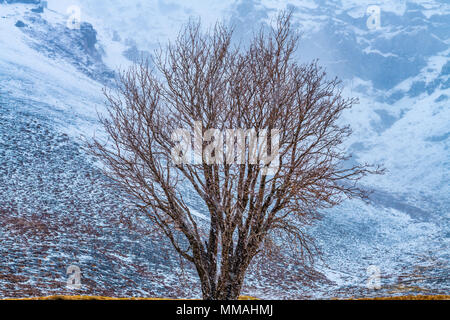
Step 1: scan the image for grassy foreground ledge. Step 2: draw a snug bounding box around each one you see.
[3,295,449,300]
[355,295,449,300]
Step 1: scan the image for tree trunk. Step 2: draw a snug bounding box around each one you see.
[199,258,248,300]
[201,276,244,300]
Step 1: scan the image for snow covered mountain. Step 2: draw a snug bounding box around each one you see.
[0,0,448,298]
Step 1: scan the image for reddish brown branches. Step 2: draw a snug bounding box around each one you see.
[86,11,384,300]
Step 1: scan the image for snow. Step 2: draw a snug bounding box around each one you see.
[0,0,448,299]
[188,207,210,222]
[0,5,106,139]
[45,0,233,52]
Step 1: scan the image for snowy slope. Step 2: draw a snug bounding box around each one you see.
[0,2,202,299]
[0,0,448,298]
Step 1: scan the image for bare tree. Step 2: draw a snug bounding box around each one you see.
[86,11,383,300]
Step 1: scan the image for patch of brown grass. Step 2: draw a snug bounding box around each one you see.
[357,295,450,300]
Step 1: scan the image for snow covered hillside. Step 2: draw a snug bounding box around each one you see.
[0,0,448,298]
